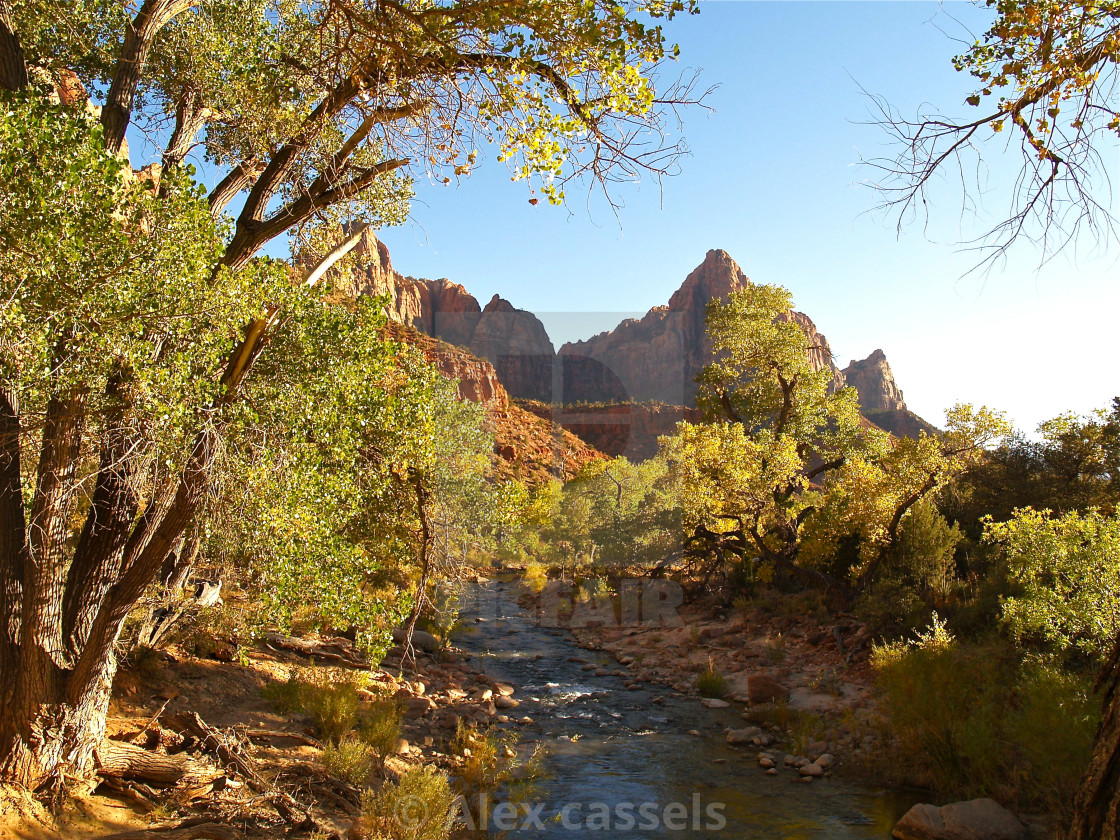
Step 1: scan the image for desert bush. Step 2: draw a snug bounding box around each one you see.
[743,699,797,730]
[323,735,376,785]
[855,577,932,637]
[870,616,1099,815]
[871,617,1008,798]
[262,668,367,743]
[788,711,826,757]
[359,697,404,768]
[696,660,727,698]
[521,561,548,594]
[357,766,456,840]
[1004,662,1099,812]
[451,722,515,796]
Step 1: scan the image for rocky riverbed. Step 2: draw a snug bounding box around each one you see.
[446,578,920,838]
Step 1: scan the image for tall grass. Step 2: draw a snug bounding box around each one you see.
[870,616,1099,817]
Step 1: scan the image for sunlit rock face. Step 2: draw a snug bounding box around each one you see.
[843,349,906,413]
[341,236,935,440]
[558,249,845,406]
[343,230,554,401]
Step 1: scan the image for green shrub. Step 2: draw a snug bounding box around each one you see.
[984,506,1120,661]
[359,696,403,768]
[871,617,1013,798]
[323,735,376,785]
[1004,662,1099,811]
[261,673,305,714]
[358,767,456,840]
[262,667,366,743]
[870,616,1100,816]
[696,660,727,699]
[855,577,932,637]
[894,499,962,601]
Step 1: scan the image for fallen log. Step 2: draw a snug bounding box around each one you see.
[168,712,309,827]
[240,727,322,748]
[263,631,368,668]
[94,740,221,788]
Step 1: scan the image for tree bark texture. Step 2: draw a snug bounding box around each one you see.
[1067,636,1120,840]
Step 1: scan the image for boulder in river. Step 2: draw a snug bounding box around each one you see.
[892,798,1028,840]
[391,627,440,652]
[726,727,762,744]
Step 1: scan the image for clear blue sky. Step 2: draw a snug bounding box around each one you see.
[368,1,1119,434]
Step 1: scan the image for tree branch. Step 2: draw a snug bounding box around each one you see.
[0,1,27,92]
[102,0,196,156]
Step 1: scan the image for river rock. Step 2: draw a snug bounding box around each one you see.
[727,726,762,745]
[892,799,1029,840]
[799,762,824,778]
[403,697,432,717]
[391,628,441,652]
[701,698,730,709]
[495,695,520,709]
[746,675,789,705]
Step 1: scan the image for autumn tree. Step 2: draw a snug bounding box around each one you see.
[867,0,1120,266]
[663,284,882,590]
[0,0,700,791]
[664,284,1007,596]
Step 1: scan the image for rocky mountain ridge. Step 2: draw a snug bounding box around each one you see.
[340,236,933,450]
[345,231,554,401]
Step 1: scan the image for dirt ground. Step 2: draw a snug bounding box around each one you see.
[0,627,522,840]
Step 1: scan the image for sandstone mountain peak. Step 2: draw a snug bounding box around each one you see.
[484,294,516,313]
[335,231,554,401]
[334,237,934,446]
[843,349,905,414]
[667,249,750,313]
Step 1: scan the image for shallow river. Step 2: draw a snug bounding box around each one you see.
[452,579,917,839]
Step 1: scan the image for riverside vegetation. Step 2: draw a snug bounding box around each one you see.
[1,1,1120,839]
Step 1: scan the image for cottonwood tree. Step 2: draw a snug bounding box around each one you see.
[199,299,498,656]
[0,0,700,791]
[867,3,1120,833]
[664,285,1006,595]
[867,0,1119,268]
[663,284,883,590]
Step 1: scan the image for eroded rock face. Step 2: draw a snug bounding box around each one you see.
[343,231,554,400]
[558,249,844,406]
[473,295,555,402]
[559,249,747,404]
[843,349,905,413]
[518,401,702,461]
[785,311,845,392]
[344,236,936,441]
[383,322,507,406]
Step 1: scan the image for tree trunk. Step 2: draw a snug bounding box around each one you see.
[1067,636,1120,840]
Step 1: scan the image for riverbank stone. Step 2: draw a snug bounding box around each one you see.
[892,799,1029,840]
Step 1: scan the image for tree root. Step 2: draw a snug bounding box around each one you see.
[263,631,368,668]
